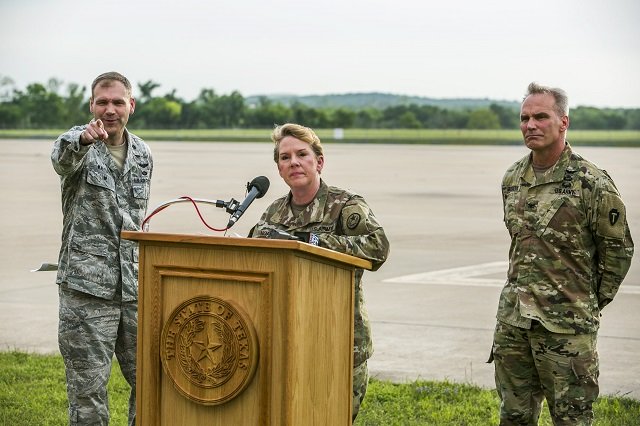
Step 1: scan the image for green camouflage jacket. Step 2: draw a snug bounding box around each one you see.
[250,180,389,365]
[51,126,153,301]
[498,143,633,334]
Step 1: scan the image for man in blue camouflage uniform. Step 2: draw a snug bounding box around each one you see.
[490,82,633,425]
[249,123,389,423]
[51,71,153,425]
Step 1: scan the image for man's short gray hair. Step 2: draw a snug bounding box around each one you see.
[525,82,569,116]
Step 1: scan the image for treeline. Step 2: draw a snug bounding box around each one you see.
[1,76,639,130]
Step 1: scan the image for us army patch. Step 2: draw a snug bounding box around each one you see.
[341,204,369,235]
[347,213,361,230]
[609,208,620,226]
[597,193,626,239]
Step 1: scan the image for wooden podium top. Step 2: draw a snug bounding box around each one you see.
[122,231,372,270]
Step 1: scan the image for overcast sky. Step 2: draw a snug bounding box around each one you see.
[2,0,639,108]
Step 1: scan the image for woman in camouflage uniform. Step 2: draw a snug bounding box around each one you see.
[250,123,389,422]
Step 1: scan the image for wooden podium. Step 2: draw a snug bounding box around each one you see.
[121,231,371,425]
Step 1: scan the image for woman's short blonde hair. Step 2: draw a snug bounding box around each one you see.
[271,123,324,163]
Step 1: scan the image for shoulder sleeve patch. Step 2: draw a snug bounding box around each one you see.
[341,203,369,235]
[597,192,626,239]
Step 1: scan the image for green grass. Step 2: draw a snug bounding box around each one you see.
[1,128,639,146]
[0,352,130,425]
[357,380,640,425]
[1,352,638,425]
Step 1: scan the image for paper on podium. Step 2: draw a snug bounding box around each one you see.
[31,262,59,272]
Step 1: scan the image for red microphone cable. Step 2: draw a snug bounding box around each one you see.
[141,196,229,232]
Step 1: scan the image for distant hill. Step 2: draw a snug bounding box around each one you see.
[245,92,520,110]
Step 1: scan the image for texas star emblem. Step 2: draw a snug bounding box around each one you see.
[161,296,259,405]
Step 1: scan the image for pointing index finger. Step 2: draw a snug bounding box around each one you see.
[94,119,108,139]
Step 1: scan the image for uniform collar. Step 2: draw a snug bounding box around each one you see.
[270,180,329,228]
[522,142,574,186]
[93,129,130,176]
[121,129,136,176]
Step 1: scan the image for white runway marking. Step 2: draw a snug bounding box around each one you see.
[384,261,640,295]
[383,261,507,288]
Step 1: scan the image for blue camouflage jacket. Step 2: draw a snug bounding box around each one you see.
[51,126,153,301]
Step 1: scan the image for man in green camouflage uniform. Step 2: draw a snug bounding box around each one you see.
[52,72,153,425]
[491,83,633,425]
[249,123,389,423]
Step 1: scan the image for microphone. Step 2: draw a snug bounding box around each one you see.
[227,176,270,228]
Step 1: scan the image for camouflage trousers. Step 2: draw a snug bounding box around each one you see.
[58,285,137,426]
[491,321,599,426]
[352,360,369,423]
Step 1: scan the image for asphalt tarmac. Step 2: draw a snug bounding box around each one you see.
[1,139,638,398]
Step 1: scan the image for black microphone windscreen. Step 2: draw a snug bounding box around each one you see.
[250,176,270,198]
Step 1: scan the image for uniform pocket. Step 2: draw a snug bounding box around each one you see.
[87,166,115,192]
[570,354,599,401]
[536,197,585,250]
[67,237,117,287]
[550,352,599,420]
[132,182,149,199]
[131,176,150,200]
[70,238,108,257]
[535,197,565,238]
[503,191,522,237]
